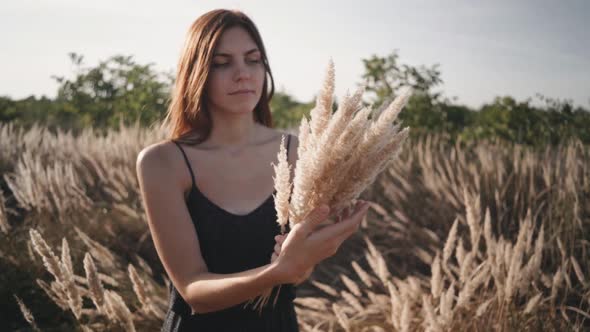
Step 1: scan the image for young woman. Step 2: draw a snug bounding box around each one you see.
[136,9,370,331]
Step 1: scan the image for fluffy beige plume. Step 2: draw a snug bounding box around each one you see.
[14,295,41,332]
[352,260,374,288]
[36,279,68,310]
[504,209,532,302]
[341,274,362,297]
[290,60,335,223]
[288,60,411,224]
[332,127,409,213]
[308,58,335,144]
[29,229,82,318]
[128,264,150,312]
[29,228,65,283]
[83,252,106,313]
[431,252,443,299]
[0,189,10,234]
[272,135,293,233]
[104,290,136,332]
[61,238,74,276]
[254,60,411,311]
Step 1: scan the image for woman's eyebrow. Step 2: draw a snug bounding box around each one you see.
[213,48,260,57]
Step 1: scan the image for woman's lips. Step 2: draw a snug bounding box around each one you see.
[229,89,254,95]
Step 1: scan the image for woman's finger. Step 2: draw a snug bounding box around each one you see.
[311,201,370,243]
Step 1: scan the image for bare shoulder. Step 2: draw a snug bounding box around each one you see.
[135,139,209,311]
[137,140,175,170]
[136,140,186,184]
[136,139,197,202]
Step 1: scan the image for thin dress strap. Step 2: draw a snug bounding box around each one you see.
[171,140,196,189]
[286,134,291,154]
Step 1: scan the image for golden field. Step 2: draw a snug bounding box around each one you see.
[1,121,588,331]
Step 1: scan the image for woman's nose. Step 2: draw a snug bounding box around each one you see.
[233,62,252,81]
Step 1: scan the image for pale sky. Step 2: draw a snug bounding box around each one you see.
[1,0,589,109]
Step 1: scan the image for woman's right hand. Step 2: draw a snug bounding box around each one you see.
[272,200,370,285]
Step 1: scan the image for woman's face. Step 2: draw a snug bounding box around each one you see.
[205,26,266,116]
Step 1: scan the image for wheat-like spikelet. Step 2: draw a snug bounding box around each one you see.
[550,266,564,306]
[0,189,10,234]
[385,280,401,329]
[36,279,69,310]
[29,228,82,318]
[294,297,329,311]
[128,264,151,312]
[61,238,74,276]
[332,302,351,331]
[104,290,136,332]
[456,263,489,308]
[400,296,412,332]
[83,252,106,313]
[459,252,474,284]
[60,254,83,319]
[569,256,586,286]
[29,229,65,283]
[311,280,339,297]
[431,252,443,299]
[523,293,543,314]
[421,294,442,332]
[14,295,41,332]
[439,281,455,325]
[308,58,335,146]
[351,260,374,288]
[74,226,117,269]
[504,210,531,302]
[340,290,364,312]
[272,135,293,234]
[482,208,495,253]
[341,274,362,297]
[463,188,482,254]
[442,218,459,264]
[475,298,494,318]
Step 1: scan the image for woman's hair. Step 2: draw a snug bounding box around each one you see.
[162,9,275,145]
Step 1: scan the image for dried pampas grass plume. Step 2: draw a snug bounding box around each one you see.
[249,59,412,312]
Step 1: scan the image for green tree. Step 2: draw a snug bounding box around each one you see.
[360,50,443,110]
[51,52,173,132]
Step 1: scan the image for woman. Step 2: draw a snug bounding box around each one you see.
[136,9,370,331]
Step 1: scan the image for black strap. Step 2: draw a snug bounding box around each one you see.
[286,134,291,155]
[172,135,290,193]
[171,140,196,189]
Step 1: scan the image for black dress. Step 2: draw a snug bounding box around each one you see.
[162,134,299,332]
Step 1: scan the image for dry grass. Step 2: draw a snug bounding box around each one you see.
[0,117,588,331]
[253,60,411,310]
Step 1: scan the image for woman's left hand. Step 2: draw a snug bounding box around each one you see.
[271,233,314,285]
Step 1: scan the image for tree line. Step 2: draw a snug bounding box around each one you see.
[1,51,588,146]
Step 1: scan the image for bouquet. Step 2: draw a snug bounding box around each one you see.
[247,59,412,313]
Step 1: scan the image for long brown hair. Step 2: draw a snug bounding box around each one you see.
[161,9,275,145]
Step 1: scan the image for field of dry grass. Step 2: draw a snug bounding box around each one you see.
[1,121,588,331]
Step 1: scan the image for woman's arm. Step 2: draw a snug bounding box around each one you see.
[136,143,288,314]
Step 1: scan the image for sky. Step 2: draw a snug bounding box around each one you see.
[1,0,589,109]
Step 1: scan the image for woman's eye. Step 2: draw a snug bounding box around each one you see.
[212,58,261,68]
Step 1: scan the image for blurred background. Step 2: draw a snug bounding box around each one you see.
[2,0,589,141]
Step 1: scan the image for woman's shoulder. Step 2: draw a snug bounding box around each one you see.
[136,139,186,178]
